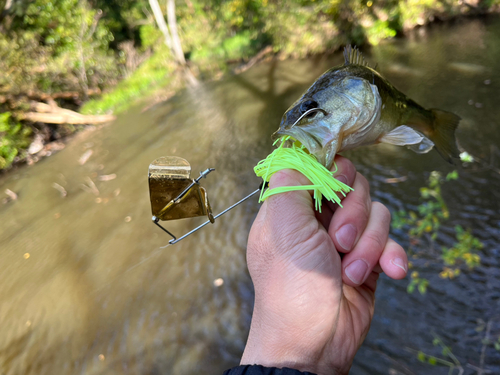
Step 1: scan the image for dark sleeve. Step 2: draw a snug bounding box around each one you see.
[223,364,317,375]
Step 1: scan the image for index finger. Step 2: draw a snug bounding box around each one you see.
[328,172,372,253]
[330,155,357,192]
[314,156,357,228]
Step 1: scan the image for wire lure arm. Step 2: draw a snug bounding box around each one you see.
[153,187,262,244]
[148,156,266,245]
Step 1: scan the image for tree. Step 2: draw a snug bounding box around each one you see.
[148,0,198,86]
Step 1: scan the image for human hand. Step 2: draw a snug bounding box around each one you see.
[241,156,408,375]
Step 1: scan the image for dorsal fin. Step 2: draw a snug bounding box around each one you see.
[343,45,371,67]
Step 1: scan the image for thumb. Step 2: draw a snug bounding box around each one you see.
[256,169,318,249]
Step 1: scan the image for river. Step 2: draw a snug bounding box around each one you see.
[0,16,499,375]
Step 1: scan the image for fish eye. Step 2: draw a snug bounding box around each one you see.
[299,100,319,117]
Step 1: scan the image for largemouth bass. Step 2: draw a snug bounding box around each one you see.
[275,46,460,169]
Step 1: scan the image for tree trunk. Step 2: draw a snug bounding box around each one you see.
[148,0,198,86]
[0,0,14,32]
[166,0,198,86]
[148,0,173,50]
[78,0,89,101]
[166,0,185,65]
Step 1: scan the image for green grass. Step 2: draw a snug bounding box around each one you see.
[81,47,177,115]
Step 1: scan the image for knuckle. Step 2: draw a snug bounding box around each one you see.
[335,156,356,181]
[363,229,386,251]
[356,172,370,194]
[351,194,371,219]
[372,202,391,224]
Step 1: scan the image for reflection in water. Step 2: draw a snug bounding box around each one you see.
[1,17,500,375]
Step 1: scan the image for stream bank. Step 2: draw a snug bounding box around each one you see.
[2,0,499,172]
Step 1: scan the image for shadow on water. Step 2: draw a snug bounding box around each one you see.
[1,16,500,375]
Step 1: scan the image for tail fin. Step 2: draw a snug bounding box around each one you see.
[429,109,460,164]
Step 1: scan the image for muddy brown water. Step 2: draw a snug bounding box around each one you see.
[1,17,500,375]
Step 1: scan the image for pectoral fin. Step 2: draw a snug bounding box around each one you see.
[380,125,435,154]
[379,125,424,145]
[407,137,434,154]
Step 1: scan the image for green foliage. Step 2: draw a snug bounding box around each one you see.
[221,31,256,61]
[398,0,439,29]
[2,0,495,98]
[440,225,482,277]
[366,20,397,45]
[1,0,497,170]
[0,112,31,169]
[392,171,483,290]
[392,171,455,241]
[412,326,500,373]
[257,1,340,57]
[407,271,429,295]
[417,336,461,371]
[475,318,500,352]
[416,350,442,366]
[410,335,462,373]
[91,0,150,45]
[1,0,119,94]
[139,24,163,49]
[81,46,176,115]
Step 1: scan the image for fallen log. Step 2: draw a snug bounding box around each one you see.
[19,101,115,125]
[21,112,115,125]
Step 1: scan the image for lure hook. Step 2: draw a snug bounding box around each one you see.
[290,108,329,128]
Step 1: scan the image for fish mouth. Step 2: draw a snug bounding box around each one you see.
[273,128,324,157]
[273,107,335,166]
[274,108,330,151]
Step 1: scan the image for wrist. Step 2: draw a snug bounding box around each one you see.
[242,261,350,375]
[240,308,348,375]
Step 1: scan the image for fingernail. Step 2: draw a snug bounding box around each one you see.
[391,258,408,274]
[345,259,369,284]
[336,224,357,251]
[336,174,348,185]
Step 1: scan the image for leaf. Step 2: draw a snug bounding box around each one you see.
[446,170,458,180]
[420,187,430,198]
[418,281,427,295]
[407,283,415,294]
[459,152,474,162]
[417,351,426,362]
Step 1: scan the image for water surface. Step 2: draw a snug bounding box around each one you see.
[1,16,500,375]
